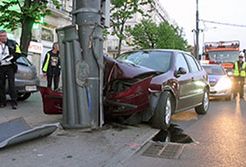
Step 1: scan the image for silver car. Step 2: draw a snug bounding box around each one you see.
[202,64,232,100]
[6,55,40,101]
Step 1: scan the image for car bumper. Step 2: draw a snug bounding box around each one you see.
[15,78,40,93]
[209,87,231,97]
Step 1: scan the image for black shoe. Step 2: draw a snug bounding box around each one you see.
[11,104,17,110]
[11,100,17,110]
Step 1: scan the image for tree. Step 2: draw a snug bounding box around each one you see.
[111,0,153,57]
[0,0,60,54]
[128,19,188,50]
[127,19,158,49]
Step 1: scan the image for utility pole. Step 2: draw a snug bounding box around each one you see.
[56,0,106,129]
[74,0,104,129]
[195,0,199,59]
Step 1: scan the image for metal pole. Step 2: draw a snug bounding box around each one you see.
[73,0,104,128]
[56,0,104,129]
[195,0,199,59]
[57,25,91,129]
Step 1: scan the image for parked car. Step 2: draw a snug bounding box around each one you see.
[6,54,40,101]
[40,49,210,129]
[202,64,232,100]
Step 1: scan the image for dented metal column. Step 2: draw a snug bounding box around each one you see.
[72,0,104,128]
[57,25,91,128]
[56,0,104,128]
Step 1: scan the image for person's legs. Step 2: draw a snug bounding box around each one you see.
[6,65,17,109]
[54,75,60,90]
[239,77,245,98]
[47,75,53,88]
[233,77,239,98]
[0,67,6,107]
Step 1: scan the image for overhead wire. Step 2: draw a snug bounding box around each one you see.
[200,19,246,28]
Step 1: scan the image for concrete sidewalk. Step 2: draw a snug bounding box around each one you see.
[0,93,159,167]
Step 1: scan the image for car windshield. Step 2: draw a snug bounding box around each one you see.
[208,51,239,63]
[117,51,172,73]
[203,66,225,75]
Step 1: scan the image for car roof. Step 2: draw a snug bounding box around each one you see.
[121,49,192,55]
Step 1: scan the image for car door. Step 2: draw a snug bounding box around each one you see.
[183,53,205,106]
[174,53,195,111]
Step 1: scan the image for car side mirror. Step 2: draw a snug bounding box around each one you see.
[174,67,187,78]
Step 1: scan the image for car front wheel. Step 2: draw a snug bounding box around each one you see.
[151,91,173,130]
[195,89,209,115]
[17,92,31,101]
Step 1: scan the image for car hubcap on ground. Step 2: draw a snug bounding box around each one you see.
[165,97,172,124]
[204,92,209,111]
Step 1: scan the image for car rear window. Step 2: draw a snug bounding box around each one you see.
[117,51,172,73]
[16,56,32,66]
[203,66,225,75]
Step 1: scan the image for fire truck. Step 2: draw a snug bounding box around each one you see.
[201,40,240,75]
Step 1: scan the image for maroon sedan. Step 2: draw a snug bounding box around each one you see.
[40,49,209,129]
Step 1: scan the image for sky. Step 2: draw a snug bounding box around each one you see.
[160,0,246,52]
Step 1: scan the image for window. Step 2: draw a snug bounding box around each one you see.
[203,66,225,75]
[41,27,54,42]
[184,54,199,72]
[175,53,189,72]
[16,56,32,67]
[194,58,202,71]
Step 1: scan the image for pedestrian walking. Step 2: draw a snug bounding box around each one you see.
[233,53,246,99]
[0,30,21,109]
[42,42,61,90]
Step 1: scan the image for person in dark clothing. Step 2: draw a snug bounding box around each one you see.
[0,30,21,109]
[42,42,61,90]
[233,54,246,99]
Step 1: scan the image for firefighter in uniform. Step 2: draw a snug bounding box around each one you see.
[233,54,246,99]
[42,42,61,90]
[0,30,21,109]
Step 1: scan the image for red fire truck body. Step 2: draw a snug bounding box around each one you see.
[202,40,240,75]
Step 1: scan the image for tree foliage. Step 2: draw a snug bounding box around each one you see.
[128,19,188,50]
[0,0,60,53]
[110,0,153,56]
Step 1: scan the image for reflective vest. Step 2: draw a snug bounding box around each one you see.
[234,61,246,77]
[42,53,50,73]
[15,44,21,54]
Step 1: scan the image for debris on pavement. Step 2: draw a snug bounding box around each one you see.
[0,117,59,149]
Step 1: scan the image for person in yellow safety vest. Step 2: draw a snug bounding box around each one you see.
[233,54,246,99]
[0,29,21,109]
[42,42,61,90]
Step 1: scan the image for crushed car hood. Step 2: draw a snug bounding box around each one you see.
[104,56,157,83]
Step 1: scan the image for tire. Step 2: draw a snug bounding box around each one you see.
[195,89,209,115]
[17,92,31,101]
[151,91,174,130]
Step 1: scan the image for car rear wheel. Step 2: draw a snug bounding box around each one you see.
[17,92,31,101]
[151,91,173,130]
[195,89,209,115]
